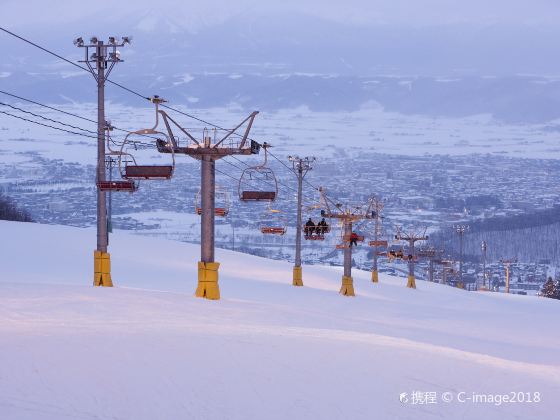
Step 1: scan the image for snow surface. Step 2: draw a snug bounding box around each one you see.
[0,220,559,419]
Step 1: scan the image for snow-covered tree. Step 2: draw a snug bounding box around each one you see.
[539,277,559,300]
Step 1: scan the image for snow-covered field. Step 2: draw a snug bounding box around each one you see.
[1,220,559,419]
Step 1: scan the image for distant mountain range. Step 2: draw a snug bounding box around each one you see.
[2,11,560,123]
[2,71,560,124]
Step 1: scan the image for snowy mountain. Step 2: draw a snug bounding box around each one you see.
[1,220,559,419]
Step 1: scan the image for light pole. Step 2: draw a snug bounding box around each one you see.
[453,224,469,287]
[75,35,130,287]
[481,240,487,289]
[288,156,315,287]
[231,218,235,252]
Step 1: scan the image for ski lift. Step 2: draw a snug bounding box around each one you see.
[239,142,278,202]
[387,244,405,262]
[368,239,388,258]
[195,186,231,217]
[98,125,139,192]
[119,140,175,180]
[342,233,365,243]
[303,208,331,241]
[260,206,287,235]
[369,240,388,248]
[304,223,331,240]
[335,234,364,250]
[97,180,137,192]
[118,97,175,180]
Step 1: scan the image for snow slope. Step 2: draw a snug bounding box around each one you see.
[0,220,559,419]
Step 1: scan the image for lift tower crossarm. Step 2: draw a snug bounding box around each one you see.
[159,110,199,147]
[214,111,259,148]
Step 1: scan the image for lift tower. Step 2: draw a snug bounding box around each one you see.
[417,246,441,282]
[368,196,385,283]
[320,188,375,296]
[481,240,488,289]
[499,258,517,294]
[75,36,130,287]
[395,227,429,288]
[288,156,315,287]
[157,109,259,300]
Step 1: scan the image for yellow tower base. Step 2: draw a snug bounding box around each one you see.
[293,266,303,286]
[195,261,221,300]
[371,270,379,283]
[406,275,416,289]
[94,250,113,287]
[340,275,355,296]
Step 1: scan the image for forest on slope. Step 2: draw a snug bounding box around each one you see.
[431,205,560,264]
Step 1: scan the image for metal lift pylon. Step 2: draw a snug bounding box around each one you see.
[157,109,259,300]
[394,226,429,289]
[319,188,375,296]
[368,197,385,283]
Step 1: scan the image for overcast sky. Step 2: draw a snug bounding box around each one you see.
[3,0,560,28]
[2,0,560,77]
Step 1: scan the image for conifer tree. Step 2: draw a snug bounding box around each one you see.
[540,277,558,299]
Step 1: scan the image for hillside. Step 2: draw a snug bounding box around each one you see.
[0,220,559,419]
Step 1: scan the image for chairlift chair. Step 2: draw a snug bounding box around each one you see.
[195,186,231,217]
[99,125,138,193]
[97,180,137,192]
[260,207,287,235]
[119,143,175,180]
[304,224,331,240]
[303,205,331,240]
[117,98,175,180]
[387,244,405,261]
[239,142,278,202]
[342,233,365,243]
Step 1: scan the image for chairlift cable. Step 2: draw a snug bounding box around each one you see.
[1,26,351,211]
[0,101,98,135]
[0,110,98,139]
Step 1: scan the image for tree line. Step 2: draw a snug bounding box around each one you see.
[0,194,33,222]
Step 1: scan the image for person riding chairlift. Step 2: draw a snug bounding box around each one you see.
[316,218,329,236]
[305,218,315,238]
[349,231,359,247]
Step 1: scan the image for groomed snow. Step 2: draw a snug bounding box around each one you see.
[0,220,559,419]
